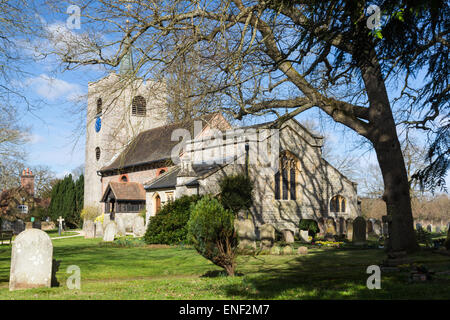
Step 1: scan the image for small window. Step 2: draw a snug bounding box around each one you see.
[96,98,102,116]
[17,205,28,214]
[95,147,100,161]
[166,192,174,202]
[132,96,146,116]
[120,175,128,182]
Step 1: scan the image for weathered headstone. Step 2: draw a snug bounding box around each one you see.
[435,226,441,234]
[299,230,310,243]
[32,220,42,230]
[132,216,146,237]
[281,229,295,244]
[95,221,103,238]
[367,219,374,235]
[373,220,382,236]
[9,229,53,291]
[297,246,308,255]
[346,219,353,241]
[415,223,422,230]
[83,220,95,239]
[235,219,256,250]
[317,219,325,236]
[103,221,117,242]
[325,218,337,236]
[116,217,126,236]
[13,220,25,235]
[281,245,293,255]
[352,217,367,245]
[270,246,281,255]
[259,224,275,250]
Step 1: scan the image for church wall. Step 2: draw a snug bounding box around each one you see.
[196,121,359,236]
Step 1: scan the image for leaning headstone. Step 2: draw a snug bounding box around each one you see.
[235,219,256,250]
[94,221,103,238]
[282,229,295,244]
[281,245,293,255]
[9,229,53,291]
[426,224,432,233]
[259,224,275,250]
[346,219,353,241]
[415,223,422,231]
[352,217,367,245]
[83,220,95,239]
[103,222,117,242]
[299,230,310,243]
[132,216,146,237]
[297,246,308,255]
[116,217,126,236]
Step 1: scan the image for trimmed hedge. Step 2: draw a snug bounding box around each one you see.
[144,195,201,245]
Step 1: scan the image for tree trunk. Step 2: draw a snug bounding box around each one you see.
[357,45,419,253]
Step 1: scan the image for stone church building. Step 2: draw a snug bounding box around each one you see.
[85,52,359,235]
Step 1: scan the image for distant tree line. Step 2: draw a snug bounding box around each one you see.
[48,174,84,228]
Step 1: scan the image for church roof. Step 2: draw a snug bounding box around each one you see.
[99,113,220,173]
[101,182,146,202]
[145,167,180,190]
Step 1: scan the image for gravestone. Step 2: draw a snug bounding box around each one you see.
[95,221,103,238]
[235,219,256,250]
[299,230,310,243]
[281,229,295,244]
[325,218,337,236]
[83,220,95,239]
[270,246,281,255]
[281,245,293,255]
[346,219,353,241]
[259,224,275,250]
[427,224,432,233]
[132,216,146,237]
[13,220,25,235]
[367,219,374,235]
[352,217,367,245]
[32,220,42,230]
[116,217,126,236]
[435,226,441,234]
[416,223,423,230]
[373,220,382,236]
[297,246,308,255]
[9,229,53,291]
[103,222,117,242]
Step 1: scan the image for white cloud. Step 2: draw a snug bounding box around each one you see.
[25,74,83,101]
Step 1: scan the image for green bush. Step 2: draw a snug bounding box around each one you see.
[187,196,238,276]
[144,195,201,245]
[299,219,319,237]
[219,174,253,214]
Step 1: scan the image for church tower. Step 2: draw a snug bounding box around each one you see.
[84,44,169,211]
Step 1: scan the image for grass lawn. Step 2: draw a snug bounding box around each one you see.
[0,237,449,300]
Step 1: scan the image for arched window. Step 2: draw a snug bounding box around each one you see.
[120,175,128,182]
[132,96,146,116]
[95,147,100,161]
[330,195,346,213]
[274,151,299,200]
[96,98,102,116]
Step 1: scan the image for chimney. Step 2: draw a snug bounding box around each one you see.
[20,168,35,196]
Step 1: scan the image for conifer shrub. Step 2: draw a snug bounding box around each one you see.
[219,174,253,214]
[187,196,238,276]
[144,195,201,245]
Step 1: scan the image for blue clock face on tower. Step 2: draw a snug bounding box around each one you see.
[95,117,101,133]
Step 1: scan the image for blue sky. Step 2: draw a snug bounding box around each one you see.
[12,8,449,192]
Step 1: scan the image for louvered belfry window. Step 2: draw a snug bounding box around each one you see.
[132,96,146,116]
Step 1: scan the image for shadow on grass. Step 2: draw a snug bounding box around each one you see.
[222,248,450,299]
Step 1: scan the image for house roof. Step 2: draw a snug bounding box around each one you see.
[101,182,146,202]
[99,113,222,172]
[144,167,180,190]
